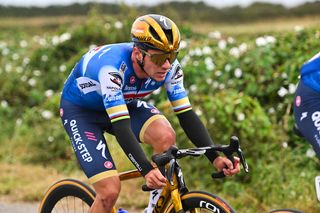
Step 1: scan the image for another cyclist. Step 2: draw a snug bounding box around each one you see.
[59,14,240,213]
[293,51,320,157]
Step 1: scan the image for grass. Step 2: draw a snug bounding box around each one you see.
[192,15,320,36]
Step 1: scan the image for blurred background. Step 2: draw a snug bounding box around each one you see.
[0,0,320,212]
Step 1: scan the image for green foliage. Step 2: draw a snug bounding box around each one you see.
[1,13,320,212]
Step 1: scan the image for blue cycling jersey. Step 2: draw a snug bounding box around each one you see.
[301,52,320,93]
[62,43,192,123]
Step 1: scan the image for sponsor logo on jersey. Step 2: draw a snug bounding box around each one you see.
[119,61,128,73]
[109,72,123,87]
[130,76,136,84]
[295,95,301,107]
[79,81,97,89]
[124,85,137,91]
[172,65,183,80]
[105,94,123,102]
[104,161,114,169]
[76,77,100,94]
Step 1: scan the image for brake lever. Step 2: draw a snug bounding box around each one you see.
[211,136,249,179]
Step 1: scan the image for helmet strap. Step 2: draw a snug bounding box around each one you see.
[137,52,147,73]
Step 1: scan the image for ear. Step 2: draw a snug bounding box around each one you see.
[133,47,143,61]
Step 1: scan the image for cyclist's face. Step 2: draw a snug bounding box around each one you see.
[141,49,174,82]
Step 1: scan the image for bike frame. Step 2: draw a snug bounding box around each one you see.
[110,159,186,213]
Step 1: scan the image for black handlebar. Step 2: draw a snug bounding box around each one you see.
[141,136,249,191]
[152,136,249,177]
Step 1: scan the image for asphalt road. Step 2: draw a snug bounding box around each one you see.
[0,202,40,213]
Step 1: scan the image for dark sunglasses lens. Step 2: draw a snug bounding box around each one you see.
[151,52,179,66]
[151,55,167,66]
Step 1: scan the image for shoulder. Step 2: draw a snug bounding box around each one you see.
[301,52,320,73]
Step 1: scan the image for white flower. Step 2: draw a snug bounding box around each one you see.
[45,90,54,97]
[204,57,215,71]
[289,84,297,94]
[41,110,53,120]
[60,33,71,43]
[215,70,222,77]
[218,40,227,50]
[282,142,288,148]
[306,148,316,158]
[59,65,67,72]
[1,100,8,108]
[294,25,304,32]
[21,75,27,81]
[114,21,123,29]
[209,118,215,124]
[234,68,242,78]
[281,72,288,79]
[41,55,48,62]
[23,57,30,65]
[180,55,190,67]
[237,113,245,121]
[28,78,37,87]
[256,35,276,46]
[268,107,275,114]
[202,46,212,55]
[208,31,221,39]
[256,37,267,46]
[206,78,213,85]
[227,37,235,44]
[190,84,197,92]
[180,40,187,49]
[33,70,41,76]
[277,87,288,97]
[229,47,240,58]
[20,40,28,48]
[194,48,202,56]
[218,83,225,90]
[16,118,22,126]
[225,64,232,72]
[5,63,12,73]
[48,136,55,142]
[2,48,9,55]
[195,108,203,116]
[12,53,20,61]
[239,43,248,53]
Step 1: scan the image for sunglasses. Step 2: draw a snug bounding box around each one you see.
[140,49,179,66]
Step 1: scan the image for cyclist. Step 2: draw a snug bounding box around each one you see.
[59,14,240,213]
[294,51,320,157]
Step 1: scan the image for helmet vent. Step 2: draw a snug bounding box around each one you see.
[149,26,161,42]
[164,29,173,44]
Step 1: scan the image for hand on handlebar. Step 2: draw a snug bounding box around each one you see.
[144,168,167,189]
[213,156,240,177]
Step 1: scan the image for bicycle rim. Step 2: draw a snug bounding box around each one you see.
[38,179,95,213]
[269,209,304,213]
[165,191,236,213]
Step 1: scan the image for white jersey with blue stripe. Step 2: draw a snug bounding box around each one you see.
[301,52,320,93]
[61,42,192,122]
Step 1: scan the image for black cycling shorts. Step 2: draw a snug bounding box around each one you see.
[60,98,165,183]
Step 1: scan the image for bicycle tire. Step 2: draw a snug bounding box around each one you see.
[165,190,236,213]
[38,178,96,213]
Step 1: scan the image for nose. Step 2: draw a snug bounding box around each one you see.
[161,59,171,69]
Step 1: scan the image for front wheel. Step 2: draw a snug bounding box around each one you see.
[38,179,96,213]
[165,191,236,213]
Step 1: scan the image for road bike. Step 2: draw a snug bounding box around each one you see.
[38,136,302,213]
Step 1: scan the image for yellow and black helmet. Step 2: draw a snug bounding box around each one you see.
[131,14,180,52]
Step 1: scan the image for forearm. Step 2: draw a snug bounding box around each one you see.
[177,110,219,162]
[112,119,153,176]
